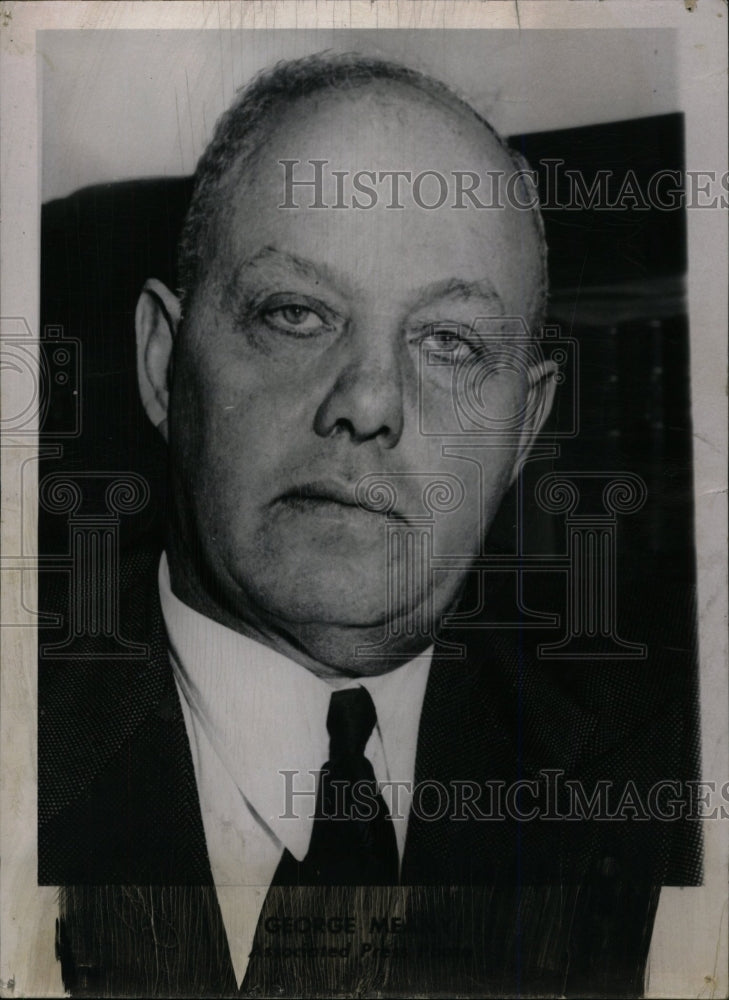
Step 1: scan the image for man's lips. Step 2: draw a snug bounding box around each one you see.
[273,480,408,522]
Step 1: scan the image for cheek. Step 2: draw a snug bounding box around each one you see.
[180,322,316,441]
[168,355,248,517]
[172,338,264,451]
[169,358,310,541]
[400,436,516,560]
[416,359,530,441]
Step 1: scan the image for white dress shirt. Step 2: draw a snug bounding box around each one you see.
[158,553,432,987]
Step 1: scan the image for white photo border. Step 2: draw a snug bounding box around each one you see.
[1,3,726,997]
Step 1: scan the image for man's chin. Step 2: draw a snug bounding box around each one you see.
[268,502,391,553]
[234,553,422,626]
[220,530,443,635]
[252,575,393,629]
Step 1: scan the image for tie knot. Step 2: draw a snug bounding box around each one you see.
[327,686,377,760]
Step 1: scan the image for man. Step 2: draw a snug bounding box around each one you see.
[39,53,700,997]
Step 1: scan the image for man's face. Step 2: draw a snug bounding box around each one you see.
[166,84,546,661]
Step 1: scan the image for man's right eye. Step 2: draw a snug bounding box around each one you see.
[262,303,327,336]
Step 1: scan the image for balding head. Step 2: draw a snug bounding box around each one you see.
[176,52,547,327]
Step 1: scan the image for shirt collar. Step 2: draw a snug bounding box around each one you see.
[159,553,432,861]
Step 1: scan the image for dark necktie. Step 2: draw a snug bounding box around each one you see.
[272,685,399,886]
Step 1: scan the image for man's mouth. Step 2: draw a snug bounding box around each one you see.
[274,480,407,522]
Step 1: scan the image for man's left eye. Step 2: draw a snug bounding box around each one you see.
[417,325,472,357]
[428,327,463,343]
[264,304,325,334]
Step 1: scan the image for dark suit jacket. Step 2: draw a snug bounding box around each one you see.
[38,544,701,997]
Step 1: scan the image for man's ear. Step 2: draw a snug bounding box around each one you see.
[135,278,181,442]
[510,357,558,483]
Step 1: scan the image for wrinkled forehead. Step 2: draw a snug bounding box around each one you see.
[230,80,523,201]
[205,81,544,319]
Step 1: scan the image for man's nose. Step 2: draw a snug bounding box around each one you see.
[313,331,405,448]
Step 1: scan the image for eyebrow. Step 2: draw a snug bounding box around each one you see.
[230,246,504,312]
[233,246,344,291]
[408,277,504,313]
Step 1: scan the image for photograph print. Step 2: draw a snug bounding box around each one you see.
[7,15,723,999]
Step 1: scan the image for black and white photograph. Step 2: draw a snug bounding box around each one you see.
[1,3,727,998]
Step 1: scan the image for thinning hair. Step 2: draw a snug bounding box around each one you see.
[176,51,548,325]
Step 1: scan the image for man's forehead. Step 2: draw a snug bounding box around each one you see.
[198,77,543,321]
[209,78,515,198]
